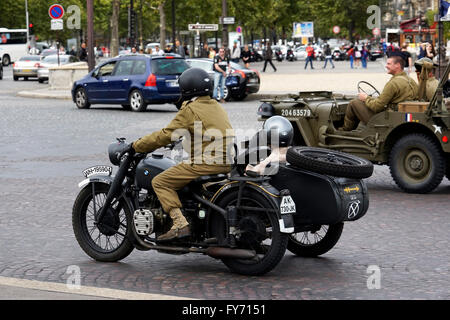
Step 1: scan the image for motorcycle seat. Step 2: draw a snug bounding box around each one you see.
[193,174,228,184]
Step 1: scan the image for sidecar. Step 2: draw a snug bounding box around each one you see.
[240,145,372,258]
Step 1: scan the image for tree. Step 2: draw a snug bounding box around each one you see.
[110,0,120,57]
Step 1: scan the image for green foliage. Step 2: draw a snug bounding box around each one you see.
[0,0,382,46]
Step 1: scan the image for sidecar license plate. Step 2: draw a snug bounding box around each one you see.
[83,165,112,178]
[280,196,296,214]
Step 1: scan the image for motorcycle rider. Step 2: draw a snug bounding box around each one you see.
[125,68,234,241]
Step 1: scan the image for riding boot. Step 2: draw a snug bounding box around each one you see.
[157,208,190,242]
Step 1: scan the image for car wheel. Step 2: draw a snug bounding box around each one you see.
[389,133,445,193]
[223,86,230,101]
[286,146,374,179]
[2,55,10,66]
[287,223,344,257]
[75,87,91,109]
[129,89,147,112]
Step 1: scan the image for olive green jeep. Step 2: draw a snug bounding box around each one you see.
[257,74,450,194]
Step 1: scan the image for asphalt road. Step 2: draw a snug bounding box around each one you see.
[0,64,449,300]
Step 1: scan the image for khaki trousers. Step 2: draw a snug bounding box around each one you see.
[343,99,375,130]
[151,163,231,213]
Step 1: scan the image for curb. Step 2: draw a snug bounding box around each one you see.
[17,90,72,100]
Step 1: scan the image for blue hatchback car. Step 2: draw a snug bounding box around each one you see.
[72,54,190,111]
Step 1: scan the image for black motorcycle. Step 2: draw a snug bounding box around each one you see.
[73,136,372,275]
[275,49,283,62]
[72,138,294,276]
[286,49,295,62]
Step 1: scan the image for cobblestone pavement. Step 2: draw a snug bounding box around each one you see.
[0,65,449,300]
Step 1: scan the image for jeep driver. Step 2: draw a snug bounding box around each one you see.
[339,56,418,131]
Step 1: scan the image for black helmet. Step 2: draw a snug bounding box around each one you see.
[178,67,212,99]
[257,102,275,117]
[263,116,294,147]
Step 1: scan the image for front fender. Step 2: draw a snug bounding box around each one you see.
[78,174,114,189]
[210,180,294,233]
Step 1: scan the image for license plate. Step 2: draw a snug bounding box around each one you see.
[166,80,179,87]
[249,78,258,83]
[82,165,112,178]
[280,108,312,117]
[280,196,296,214]
[22,69,31,72]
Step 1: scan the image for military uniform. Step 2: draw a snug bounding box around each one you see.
[425,76,439,101]
[132,95,234,240]
[342,72,418,130]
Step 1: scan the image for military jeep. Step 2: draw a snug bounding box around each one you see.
[257,72,450,194]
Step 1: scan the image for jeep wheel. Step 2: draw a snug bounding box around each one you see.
[286,147,374,179]
[389,134,445,193]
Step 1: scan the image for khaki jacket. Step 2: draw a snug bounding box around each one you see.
[365,72,418,113]
[133,96,234,165]
[425,77,439,101]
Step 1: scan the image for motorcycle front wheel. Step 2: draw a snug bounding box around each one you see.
[72,183,135,262]
[210,189,288,276]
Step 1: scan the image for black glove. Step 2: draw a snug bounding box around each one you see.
[118,142,135,160]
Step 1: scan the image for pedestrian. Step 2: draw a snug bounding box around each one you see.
[354,46,361,68]
[304,43,314,69]
[68,46,76,56]
[175,40,185,58]
[213,47,230,102]
[400,43,413,74]
[262,42,277,72]
[322,43,335,69]
[425,42,435,60]
[347,45,355,69]
[154,45,164,56]
[242,45,251,68]
[208,47,216,59]
[231,41,241,63]
[361,45,369,69]
[417,42,426,59]
[131,47,137,54]
[146,48,153,55]
[201,43,209,58]
[165,44,172,53]
[78,42,88,62]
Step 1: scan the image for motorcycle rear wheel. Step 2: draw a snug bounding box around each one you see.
[287,223,344,257]
[72,183,135,262]
[210,190,288,276]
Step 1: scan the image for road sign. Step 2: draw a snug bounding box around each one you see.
[333,26,340,34]
[236,26,242,33]
[51,19,64,30]
[372,27,380,36]
[221,17,235,24]
[188,24,218,31]
[49,4,64,19]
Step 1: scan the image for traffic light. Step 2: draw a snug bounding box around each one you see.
[29,23,34,35]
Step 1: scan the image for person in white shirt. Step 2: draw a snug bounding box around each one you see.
[154,45,164,56]
[231,41,241,63]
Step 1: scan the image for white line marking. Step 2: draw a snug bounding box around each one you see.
[0,276,195,300]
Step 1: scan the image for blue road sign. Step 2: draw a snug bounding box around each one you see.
[49,4,65,20]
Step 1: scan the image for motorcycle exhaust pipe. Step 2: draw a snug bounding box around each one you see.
[205,247,257,260]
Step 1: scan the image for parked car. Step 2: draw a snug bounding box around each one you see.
[293,46,307,60]
[369,48,384,61]
[72,54,190,111]
[185,58,260,101]
[37,54,79,83]
[40,48,58,57]
[12,55,42,81]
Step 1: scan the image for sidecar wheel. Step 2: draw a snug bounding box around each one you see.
[287,223,344,257]
[210,190,288,276]
[286,147,374,179]
[72,183,135,262]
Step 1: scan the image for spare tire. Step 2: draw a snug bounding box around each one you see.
[286,147,374,179]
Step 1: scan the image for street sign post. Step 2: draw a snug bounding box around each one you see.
[221,17,235,24]
[188,24,219,31]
